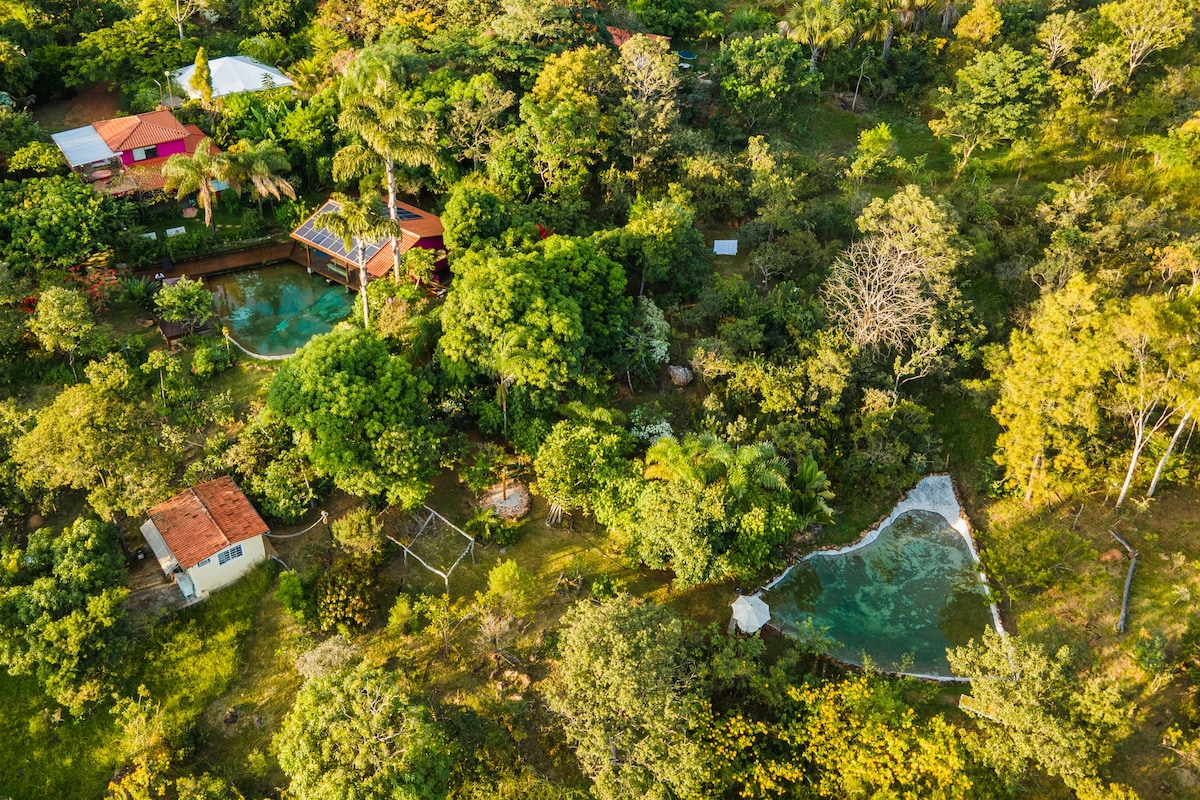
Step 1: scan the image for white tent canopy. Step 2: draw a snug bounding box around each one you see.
[731,594,770,634]
[174,56,294,100]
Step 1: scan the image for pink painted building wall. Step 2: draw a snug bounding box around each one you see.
[117,137,187,167]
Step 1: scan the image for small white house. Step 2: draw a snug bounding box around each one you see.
[140,476,270,599]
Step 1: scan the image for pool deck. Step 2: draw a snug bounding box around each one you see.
[136,239,359,289]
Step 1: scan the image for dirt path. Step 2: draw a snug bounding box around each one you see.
[33,82,120,133]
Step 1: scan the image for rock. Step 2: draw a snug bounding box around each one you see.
[223,708,239,725]
[668,365,693,386]
[26,513,43,532]
[1100,548,1125,564]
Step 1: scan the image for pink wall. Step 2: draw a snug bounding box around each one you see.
[118,137,186,167]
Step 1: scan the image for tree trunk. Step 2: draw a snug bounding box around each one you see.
[1148,409,1192,499]
[1115,439,1147,508]
[499,380,508,441]
[882,28,894,61]
[1024,453,1041,502]
[810,48,820,72]
[357,241,370,328]
[386,161,401,282]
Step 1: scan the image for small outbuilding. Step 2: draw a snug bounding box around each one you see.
[289,198,445,289]
[173,56,295,100]
[140,476,270,600]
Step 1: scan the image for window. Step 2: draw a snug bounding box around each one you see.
[217,544,244,565]
[131,145,158,161]
[196,557,211,567]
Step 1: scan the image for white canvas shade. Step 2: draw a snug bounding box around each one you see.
[174,56,294,100]
[713,239,738,256]
[731,594,770,633]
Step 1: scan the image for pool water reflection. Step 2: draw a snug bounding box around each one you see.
[207,263,354,357]
[761,509,995,678]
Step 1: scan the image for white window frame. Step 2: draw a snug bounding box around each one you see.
[196,557,211,567]
[217,544,244,565]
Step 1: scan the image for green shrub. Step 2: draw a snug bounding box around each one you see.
[388,594,414,635]
[316,561,377,632]
[122,276,161,311]
[191,339,232,379]
[240,208,268,238]
[276,570,313,626]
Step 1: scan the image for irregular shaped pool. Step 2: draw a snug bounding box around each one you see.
[760,475,1000,679]
[207,263,355,357]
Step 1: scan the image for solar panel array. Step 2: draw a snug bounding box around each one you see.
[292,200,426,263]
[292,201,387,263]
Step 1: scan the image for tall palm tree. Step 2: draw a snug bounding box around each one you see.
[228,139,296,214]
[161,139,232,241]
[314,194,400,328]
[336,85,440,283]
[781,0,859,72]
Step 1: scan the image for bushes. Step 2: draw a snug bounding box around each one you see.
[191,339,233,379]
[315,560,378,632]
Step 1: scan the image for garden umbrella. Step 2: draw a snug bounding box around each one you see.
[731,594,771,634]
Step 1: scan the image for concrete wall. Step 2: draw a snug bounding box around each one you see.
[187,535,267,596]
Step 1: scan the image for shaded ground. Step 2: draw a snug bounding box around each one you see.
[32,82,120,133]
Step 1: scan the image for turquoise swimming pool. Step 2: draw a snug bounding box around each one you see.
[760,477,998,678]
[207,263,354,357]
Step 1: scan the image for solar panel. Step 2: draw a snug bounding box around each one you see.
[292,199,432,267]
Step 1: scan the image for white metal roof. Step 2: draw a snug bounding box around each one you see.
[174,56,294,99]
[50,125,118,167]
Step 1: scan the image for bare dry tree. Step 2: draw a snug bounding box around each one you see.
[822,237,937,352]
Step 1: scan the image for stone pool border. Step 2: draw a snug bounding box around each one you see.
[223,331,293,361]
[758,473,1005,682]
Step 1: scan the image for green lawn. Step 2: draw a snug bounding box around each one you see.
[1,565,277,800]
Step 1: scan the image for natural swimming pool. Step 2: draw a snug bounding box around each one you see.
[760,476,999,678]
[206,262,354,357]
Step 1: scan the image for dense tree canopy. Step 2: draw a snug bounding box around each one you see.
[267,327,437,507]
[0,176,126,274]
[0,517,127,712]
[547,598,711,800]
[276,666,453,800]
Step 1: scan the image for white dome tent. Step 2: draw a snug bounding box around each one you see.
[174,55,294,100]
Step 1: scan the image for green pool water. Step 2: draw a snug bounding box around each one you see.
[762,509,994,678]
[207,263,355,357]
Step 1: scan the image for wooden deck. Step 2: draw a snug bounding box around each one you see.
[136,238,299,281]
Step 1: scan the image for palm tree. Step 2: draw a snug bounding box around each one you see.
[781,0,859,72]
[228,139,296,214]
[161,139,232,240]
[314,194,400,328]
[493,329,532,442]
[336,86,440,283]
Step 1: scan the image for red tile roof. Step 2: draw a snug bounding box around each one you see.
[606,26,671,47]
[92,110,189,152]
[366,230,424,278]
[147,477,269,569]
[101,126,218,196]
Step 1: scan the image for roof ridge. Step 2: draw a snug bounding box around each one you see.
[191,485,231,549]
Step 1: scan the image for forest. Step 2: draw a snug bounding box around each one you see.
[0,0,1199,797]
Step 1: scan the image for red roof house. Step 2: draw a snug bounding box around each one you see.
[139,476,270,599]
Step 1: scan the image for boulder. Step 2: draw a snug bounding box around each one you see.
[669,365,693,386]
